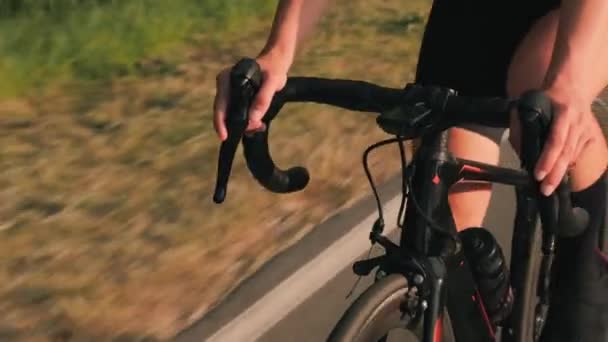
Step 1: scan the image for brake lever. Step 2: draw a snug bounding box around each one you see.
[517,90,590,237]
[213,58,262,204]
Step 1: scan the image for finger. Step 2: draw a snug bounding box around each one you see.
[534,111,571,181]
[561,123,580,164]
[540,154,570,196]
[571,128,592,167]
[244,122,267,138]
[567,114,597,170]
[539,123,578,196]
[247,73,277,131]
[213,72,230,141]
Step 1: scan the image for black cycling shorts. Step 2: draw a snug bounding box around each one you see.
[415,0,560,97]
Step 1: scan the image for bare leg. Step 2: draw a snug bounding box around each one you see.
[447,128,501,230]
[448,9,608,232]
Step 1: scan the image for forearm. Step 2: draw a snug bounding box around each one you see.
[544,0,608,100]
[259,0,331,66]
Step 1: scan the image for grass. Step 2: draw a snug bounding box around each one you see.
[0,0,275,97]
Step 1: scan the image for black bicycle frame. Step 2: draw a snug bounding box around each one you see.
[400,129,541,342]
[212,60,587,342]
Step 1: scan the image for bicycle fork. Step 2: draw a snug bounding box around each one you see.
[399,130,497,342]
[423,258,448,342]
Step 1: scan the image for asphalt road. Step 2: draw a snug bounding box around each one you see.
[176,135,521,342]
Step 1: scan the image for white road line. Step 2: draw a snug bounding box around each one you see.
[206,195,403,342]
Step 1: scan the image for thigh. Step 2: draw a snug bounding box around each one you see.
[415,0,561,148]
[416,0,560,97]
[507,10,608,99]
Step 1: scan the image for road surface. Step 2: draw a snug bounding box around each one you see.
[176,136,524,342]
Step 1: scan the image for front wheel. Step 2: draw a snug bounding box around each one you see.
[327,273,455,342]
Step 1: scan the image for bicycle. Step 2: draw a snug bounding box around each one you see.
[212,58,592,342]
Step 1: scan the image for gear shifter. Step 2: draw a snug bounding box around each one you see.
[213,58,262,204]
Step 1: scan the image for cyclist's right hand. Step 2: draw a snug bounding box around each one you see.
[213,53,290,141]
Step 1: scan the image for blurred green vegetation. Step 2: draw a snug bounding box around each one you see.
[0,0,275,97]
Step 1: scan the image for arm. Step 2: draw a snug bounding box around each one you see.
[259,0,332,66]
[247,0,331,131]
[536,0,608,195]
[214,0,332,140]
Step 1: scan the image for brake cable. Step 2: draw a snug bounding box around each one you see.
[363,135,459,251]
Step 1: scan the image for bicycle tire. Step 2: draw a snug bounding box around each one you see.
[327,273,455,342]
[502,221,542,341]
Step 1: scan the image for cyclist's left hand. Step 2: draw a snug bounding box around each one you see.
[535,85,596,196]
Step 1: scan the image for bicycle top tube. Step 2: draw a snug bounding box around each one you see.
[212,58,588,238]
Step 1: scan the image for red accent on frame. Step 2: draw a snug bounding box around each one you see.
[597,247,608,265]
[473,291,496,339]
[460,164,484,174]
[433,174,440,184]
[433,315,443,342]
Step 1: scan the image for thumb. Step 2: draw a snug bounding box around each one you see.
[248,74,280,131]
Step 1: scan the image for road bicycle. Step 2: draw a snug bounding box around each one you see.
[213,58,591,341]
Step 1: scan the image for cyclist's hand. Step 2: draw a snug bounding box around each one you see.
[534,85,596,196]
[213,53,289,141]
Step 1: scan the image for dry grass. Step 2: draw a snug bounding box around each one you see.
[0,0,429,340]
